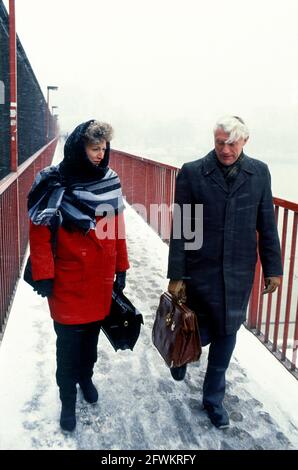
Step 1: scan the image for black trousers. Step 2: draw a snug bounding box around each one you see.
[200,325,237,408]
[53,320,101,402]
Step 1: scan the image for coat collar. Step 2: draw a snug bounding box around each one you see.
[202,150,255,195]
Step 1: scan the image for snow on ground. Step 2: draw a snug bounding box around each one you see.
[0,142,297,450]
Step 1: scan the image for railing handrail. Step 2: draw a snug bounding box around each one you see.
[273,197,298,213]
[112,148,180,172]
[0,140,58,333]
[17,137,58,175]
[0,138,58,196]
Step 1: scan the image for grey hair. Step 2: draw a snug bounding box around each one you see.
[84,121,114,144]
[214,115,249,143]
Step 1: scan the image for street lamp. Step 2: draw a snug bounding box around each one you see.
[51,106,59,137]
[46,85,58,141]
[53,114,59,137]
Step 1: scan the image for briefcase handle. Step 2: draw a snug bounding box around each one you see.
[164,296,196,334]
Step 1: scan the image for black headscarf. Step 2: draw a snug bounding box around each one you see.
[59,120,110,184]
[28,120,121,233]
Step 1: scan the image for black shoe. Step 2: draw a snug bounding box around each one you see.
[60,401,76,432]
[79,379,98,403]
[203,403,230,429]
[170,364,187,381]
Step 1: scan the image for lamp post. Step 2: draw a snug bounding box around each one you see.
[51,106,58,138]
[53,114,59,137]
[46,85,58,141]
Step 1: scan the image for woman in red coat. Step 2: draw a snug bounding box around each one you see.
[28,120,129,432]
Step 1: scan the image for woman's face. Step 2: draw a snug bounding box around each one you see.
[85,139,107,166]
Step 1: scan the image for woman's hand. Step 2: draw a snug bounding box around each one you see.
[114,272,126,293]
[33,279,54,297]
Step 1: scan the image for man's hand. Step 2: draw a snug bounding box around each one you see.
[168,280,187,303]
[262,276,281,295]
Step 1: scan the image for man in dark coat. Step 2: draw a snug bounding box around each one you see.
[167,115,282,429]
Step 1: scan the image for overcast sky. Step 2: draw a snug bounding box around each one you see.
[3,0,298,167]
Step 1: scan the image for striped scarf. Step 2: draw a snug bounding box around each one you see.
[28,164,125,232]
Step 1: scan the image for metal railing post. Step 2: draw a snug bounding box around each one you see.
[9,0,18,172]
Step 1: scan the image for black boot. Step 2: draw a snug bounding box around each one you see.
[170,364,187,381]
[78,322,100,403]
[60,398,76,432]
[202,403,230,429]
[79,378,98,403]
[202,363,229,429]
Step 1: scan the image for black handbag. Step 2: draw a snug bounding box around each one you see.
[101,290,144,351]
[23,257,36,289]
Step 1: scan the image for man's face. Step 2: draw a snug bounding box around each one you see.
[214,129,248,166]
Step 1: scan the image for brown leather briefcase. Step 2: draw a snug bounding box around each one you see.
[152,292,201,368]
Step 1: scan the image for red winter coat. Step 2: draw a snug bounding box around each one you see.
[29,213,130,325]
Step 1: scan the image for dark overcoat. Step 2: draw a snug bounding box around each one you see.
[167,151,283,335]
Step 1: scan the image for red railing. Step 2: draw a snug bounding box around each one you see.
[110,149,178,242]
[0,139,58,331]
[247,199,298,377]
[110,149,298,378]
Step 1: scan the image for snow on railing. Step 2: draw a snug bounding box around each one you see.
[110,149,298,378]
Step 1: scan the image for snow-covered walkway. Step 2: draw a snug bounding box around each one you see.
[0,144,297,450]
